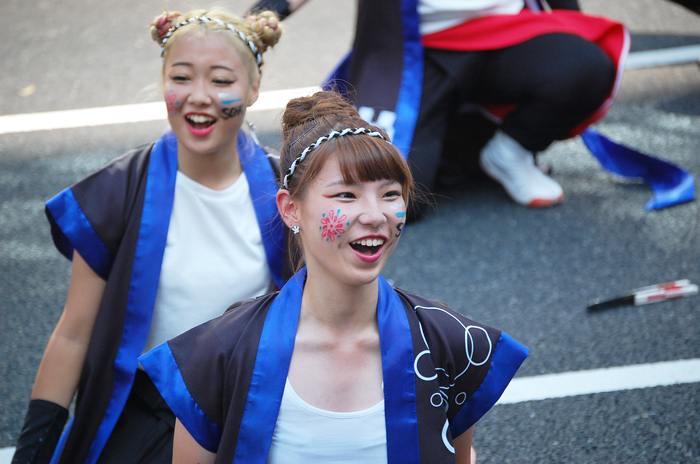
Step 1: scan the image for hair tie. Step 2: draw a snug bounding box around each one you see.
[160,16,262,68]
[282,127,388,189]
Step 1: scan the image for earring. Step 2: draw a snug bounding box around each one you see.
[290,223,300,235]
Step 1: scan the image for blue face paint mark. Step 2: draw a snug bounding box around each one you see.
[218,92,242,105]
[346,222,350,226]
[396,212,406,218]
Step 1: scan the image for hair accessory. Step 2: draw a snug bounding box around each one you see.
[289,122,318,148]
[283,127,387,189]
[160,16,262,67]
[151,12,181,42]
[292,225,300,235]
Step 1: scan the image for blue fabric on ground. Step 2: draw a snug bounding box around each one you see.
[581,128,695,210]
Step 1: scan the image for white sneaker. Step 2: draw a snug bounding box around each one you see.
[479,130,564,207]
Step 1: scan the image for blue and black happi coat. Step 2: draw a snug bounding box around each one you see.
[141,269,529,463]
[44,130,284,464]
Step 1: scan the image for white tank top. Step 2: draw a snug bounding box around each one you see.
[418,0,525,34]
[267,379,388,463]
[142,171,272,354]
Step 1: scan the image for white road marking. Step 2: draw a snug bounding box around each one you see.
[1,358,697,461]
[498,358,700,404]
[4,44,698,136]
[0,448,13,463]
[626,44,700,70]
[0,86,321,135]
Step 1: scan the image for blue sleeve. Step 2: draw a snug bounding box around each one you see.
[449,332,529,437]
[140,342,222,453]
[45,188,113,280]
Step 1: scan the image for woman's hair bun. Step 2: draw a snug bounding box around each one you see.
[150,9,282,70]
[282,91,361,139]
[149,11,183,45]
[247,11,283,54]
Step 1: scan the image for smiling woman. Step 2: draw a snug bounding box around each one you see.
[163,31,259,175]
[156,10,281,188]
[278,95,412,276]
[10,7,286,464]
[140,91,530,464]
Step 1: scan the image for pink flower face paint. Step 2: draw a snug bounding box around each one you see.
[320,209,349,242]
[218,92,242,105]
[165,88,181,116]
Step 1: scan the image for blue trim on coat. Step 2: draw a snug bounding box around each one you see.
[322,1,423,158]
[86,131,178,463]
[238,131,285,289]
[45,188,113,280]
[393,0,423,157]
[234,269,305,463]
[140,342,222,452]
[48,418,73,464]
[450,332,529,437]
[377,275,421,463]
[323,51,353,99]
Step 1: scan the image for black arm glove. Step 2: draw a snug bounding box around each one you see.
[249,0,292,20]
[12,400,69,464]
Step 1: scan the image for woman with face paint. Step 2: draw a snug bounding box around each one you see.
[140,91,529,464]
[11,9,285,464]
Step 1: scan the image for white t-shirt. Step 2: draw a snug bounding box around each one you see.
[142,171,272,354]
[267,379,387,463]
[418,0,525,34]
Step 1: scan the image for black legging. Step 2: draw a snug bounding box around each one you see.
[96,370,175,464]
[410,33,616,190]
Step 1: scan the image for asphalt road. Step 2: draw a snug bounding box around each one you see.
[1,0,700,462]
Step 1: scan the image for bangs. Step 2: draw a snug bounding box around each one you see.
[284,125,414,202]
[334,136,412,198]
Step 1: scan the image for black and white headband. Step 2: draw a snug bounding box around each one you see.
[160,16,262,68]
[282,127,388,189]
